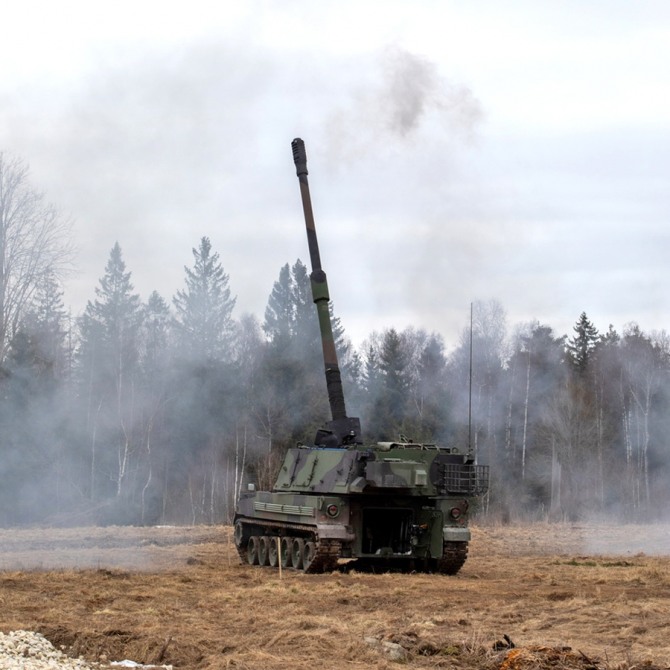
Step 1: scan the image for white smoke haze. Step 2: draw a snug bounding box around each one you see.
[1,1,670,533]
[581,523,670,556]
[0,526,224,570]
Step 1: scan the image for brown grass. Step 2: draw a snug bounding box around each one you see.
[1,523,670,669]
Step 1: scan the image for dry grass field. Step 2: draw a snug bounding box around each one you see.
[1,522,670,669]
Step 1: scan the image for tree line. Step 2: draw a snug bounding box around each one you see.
[1,152,668,526]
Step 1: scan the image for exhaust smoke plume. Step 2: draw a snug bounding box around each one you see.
[380,46,482,139]
[325,46,482,157]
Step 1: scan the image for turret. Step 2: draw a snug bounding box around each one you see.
[291,138,362,447]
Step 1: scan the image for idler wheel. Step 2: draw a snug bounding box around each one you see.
[268,537,279,567]
[303,541,317,571]
[280,537,292,568]
[291,537,305,569]
[247,536,260,565]
[258,536,270,566]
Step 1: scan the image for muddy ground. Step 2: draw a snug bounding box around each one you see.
[1,523,670,669]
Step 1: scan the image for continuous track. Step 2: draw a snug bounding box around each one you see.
[234,519,341,573]
[436,541,468,575]
[234,519,468,575]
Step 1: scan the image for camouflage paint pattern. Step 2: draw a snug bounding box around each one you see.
[236,440,488,561]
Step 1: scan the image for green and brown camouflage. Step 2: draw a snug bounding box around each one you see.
[233,139,489,574]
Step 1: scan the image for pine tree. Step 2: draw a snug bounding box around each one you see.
[369,328,410,440]
[567,312,599,373]
[140,291,171,383]
[0,270,75,523]
[263,259,322,363]
[361,342,382,396]
[291,259,320,358]
[77,242,143,505]
[165,239,238,522]
[0,330,52,523]
[263,263,293,350]
[413,334,449,441]
[79,242,142,388]
[173,237,236,362]
[22,270,70,383]
[134,291,172,524]
[259,260,325,451]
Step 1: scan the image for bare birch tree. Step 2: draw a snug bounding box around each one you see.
[0,153,74,361]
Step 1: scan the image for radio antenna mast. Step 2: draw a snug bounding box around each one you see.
[468,302,474,456]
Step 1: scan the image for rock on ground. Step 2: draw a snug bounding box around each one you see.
[0,631,94,670]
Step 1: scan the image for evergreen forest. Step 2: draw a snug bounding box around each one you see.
[1,153,669,526]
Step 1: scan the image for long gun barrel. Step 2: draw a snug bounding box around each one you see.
[291,138,361,446]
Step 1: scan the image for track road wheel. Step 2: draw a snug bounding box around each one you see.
[268,537,279,567]
[291,538,305,570]
[302,541,317,572]
[280,537,292,568]
[247,536,260,565]
[258,536,270,566]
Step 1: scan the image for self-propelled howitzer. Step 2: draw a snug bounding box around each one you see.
[233,138,489,574]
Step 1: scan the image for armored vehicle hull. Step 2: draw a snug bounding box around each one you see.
[234,138,489,574]
[234,442,488,573]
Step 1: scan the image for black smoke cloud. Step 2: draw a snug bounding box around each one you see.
[324,45,483,157]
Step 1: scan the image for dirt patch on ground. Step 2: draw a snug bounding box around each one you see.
[1,523,670,669]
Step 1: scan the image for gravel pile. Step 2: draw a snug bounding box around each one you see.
[0,631,94,670]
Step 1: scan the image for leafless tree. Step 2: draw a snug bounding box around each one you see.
[0,152,74,361]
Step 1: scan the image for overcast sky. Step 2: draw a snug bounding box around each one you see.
[1,0,668,349]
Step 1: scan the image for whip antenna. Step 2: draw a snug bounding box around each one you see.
[468,302,474,456]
